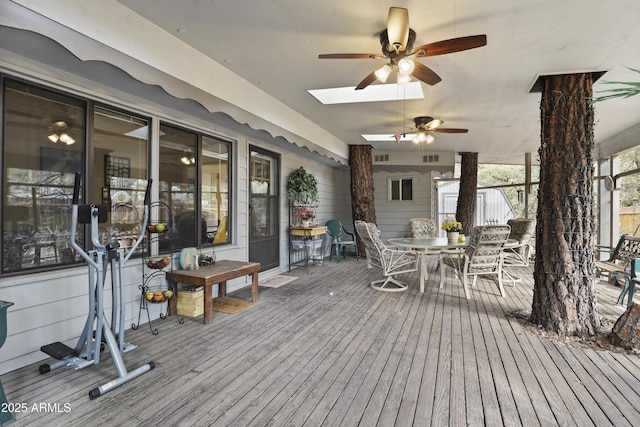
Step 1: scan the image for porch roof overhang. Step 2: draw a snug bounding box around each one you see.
[0,1,349,166]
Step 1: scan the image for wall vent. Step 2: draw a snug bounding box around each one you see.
[374,154,390,162]
[423,154,440,163]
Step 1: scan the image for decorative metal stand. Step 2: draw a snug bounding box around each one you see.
[132,202,183,334]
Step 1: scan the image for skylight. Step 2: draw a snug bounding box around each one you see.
[361,133,418,142]
[308,82,424,104]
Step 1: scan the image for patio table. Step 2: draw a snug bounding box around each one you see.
[388,237,518,293]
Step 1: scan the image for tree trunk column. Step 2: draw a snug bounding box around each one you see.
[456,152,478,236]
[531,73,600,335]
[349,145,376,256]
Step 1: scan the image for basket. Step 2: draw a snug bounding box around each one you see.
[177,286,204,317]
[144,289,174,303]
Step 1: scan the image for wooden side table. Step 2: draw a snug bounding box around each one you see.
[167,260,260,324]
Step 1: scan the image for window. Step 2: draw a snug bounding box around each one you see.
[93,106,150,247]
[201,136,230,245]
[1,79,151,275]
[617,148,640,236]
[2,80,86,273]
[159,123,232,250]
[389,177,413,201]
[1,76,234,274]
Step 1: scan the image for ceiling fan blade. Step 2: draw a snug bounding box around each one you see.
[434,128,468,133]
[386,7,410,52]
[412,62,442,85]
[355,71,378,90]
[318,53,383,59]
[412,35,487,57]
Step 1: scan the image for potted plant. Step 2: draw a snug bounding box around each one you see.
[441,219,463,243]
[294,207,315,227]
[287,166,318,204]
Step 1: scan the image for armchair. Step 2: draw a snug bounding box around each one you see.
[439,225,511,299]
[409,218,438,238]
[354,220,419,292]
[325,220,358,262]
[503,218,535,267]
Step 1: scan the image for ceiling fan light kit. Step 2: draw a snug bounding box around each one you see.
[413,132,435,144]
[374,64,392,82]
[397,73,412,84]
[397,58,415,76]
[47,120,76,145]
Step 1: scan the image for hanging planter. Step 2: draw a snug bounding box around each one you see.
[287,166,318,204]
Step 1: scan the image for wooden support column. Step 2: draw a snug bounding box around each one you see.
[456,152,478,236]
[530,72,600,336]
[349,145,376,256]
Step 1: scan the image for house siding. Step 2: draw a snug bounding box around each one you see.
[373,171,436,239]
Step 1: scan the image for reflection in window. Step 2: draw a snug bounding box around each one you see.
[159,124,198,249]
[2,80,86,273]
[93,106,149,247]
[202,136,230,246]
[159,124,231,250]
[250,150,277,239]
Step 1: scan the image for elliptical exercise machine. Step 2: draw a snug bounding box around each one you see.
[39,173,154,399]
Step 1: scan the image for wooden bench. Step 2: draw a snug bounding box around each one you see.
[595,235,640,281]
[595,235,640,305]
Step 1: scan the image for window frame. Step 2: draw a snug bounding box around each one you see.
[158,122,233,251]
[388,176,414,202]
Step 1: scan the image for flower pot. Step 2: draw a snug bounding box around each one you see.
[301,219,311,227]
[447,231,460,244]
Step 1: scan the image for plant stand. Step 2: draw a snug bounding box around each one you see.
[132,202,183,334]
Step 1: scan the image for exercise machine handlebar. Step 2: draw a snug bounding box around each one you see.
[122,178,152,263]
[73,172,81,205]
[143,177,151,206]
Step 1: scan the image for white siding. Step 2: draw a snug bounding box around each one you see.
[373,171,435,239]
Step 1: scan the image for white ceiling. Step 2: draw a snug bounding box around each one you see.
[108,1,640,163]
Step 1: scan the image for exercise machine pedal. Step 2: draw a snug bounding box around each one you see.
[40,342,77,360]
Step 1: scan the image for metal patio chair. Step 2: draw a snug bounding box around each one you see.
[355,220,418,292]
[439,224,511,299]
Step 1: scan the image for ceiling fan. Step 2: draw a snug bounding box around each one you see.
[318,7,487,90]
[401,116,468,144]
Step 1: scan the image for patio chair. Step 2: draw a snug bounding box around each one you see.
[409,218,438,238]
[618,257,640,307]
[354,220,419,292]
[439,224,511,299]
[325,220,358,262]
[503,218,535,267]
[408,217,441,268]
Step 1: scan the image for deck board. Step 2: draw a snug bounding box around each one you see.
[2,257,640,426]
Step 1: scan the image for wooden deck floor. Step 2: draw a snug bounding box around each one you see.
[3,258,640,426]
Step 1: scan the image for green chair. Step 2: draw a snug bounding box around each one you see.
[325,220,358,263]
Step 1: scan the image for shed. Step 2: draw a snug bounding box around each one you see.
[437,180,515,228]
